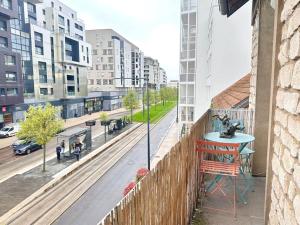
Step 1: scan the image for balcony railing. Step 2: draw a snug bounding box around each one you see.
[96,108,254,224]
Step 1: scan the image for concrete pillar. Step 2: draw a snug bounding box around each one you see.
[263,0,282,223]
[252,0,275,176]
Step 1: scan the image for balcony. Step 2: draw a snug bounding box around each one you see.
[96,108,264,225]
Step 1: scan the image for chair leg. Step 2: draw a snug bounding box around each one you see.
[234,176,237,218]
[200,173,205,208]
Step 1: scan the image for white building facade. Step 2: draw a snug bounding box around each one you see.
[86,29,144,92]
[144,56,164,90]
[22,0,92,100]
[179,0,252,134]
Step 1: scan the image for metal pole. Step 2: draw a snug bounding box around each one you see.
[176,81,179,123]
[147,79,150,170]
[142,85,145,121]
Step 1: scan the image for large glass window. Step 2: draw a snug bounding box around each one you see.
[4,55,16,65]
[75,23,83,31]
[34,32,43,42]
[58,15,64,26]
[0,88,5,96]
[40,88,48,95]
[27,3,36,13]
[0,36,8,48]
[35,46,44,55]
[7,88,18,96]
[0,19,7,31]
[38,61,47,73]
[5,72,16,82]
[0,0,12,10]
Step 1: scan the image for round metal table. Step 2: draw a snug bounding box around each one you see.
[204,132,255,146]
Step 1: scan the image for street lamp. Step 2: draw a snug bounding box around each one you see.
[114,76,151,170]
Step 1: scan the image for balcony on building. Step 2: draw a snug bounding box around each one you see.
[0,0,18,19]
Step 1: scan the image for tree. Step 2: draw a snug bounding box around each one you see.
[160,88,167,106]
[17,104,63,172]
[99,112,110,142]
[123,90,139,123]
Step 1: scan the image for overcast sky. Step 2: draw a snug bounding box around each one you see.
[61,0,180,81]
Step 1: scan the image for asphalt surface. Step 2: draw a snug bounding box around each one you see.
[53,108,176,225]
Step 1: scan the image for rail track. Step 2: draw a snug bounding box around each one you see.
[5,125,148,225]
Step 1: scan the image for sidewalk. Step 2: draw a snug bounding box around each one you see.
[0,123,136,217]
[151,120,178,168]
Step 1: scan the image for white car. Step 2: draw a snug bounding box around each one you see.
[0,124,19,138]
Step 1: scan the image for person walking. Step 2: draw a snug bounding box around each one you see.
[60,140,65,154]
[74,138,82,161]
[56,146,61,161]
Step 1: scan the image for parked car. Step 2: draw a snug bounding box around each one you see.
[0,124,19,138]
[12,140,42,155]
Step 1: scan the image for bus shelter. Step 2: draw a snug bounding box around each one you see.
[56,127,91,157]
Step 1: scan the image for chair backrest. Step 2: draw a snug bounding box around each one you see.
[195,140,240,162]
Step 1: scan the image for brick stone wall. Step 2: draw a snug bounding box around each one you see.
[269,1,300,224]
[250,12,259,110]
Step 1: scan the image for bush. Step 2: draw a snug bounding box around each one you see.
[136,168,149,182]
[123,181,136,196]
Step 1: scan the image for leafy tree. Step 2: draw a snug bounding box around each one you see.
[17,104,63,172]
[99,112,110,142]
[160,88,168,106]
[123,90,139,123]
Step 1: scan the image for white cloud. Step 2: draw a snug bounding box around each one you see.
[61,0,180,80]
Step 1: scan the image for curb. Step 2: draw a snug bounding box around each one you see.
[0,123,142,224]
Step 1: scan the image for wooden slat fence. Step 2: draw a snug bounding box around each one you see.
[98,112,209,225]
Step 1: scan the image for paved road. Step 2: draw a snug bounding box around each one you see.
[0,111,131,183]
[53,108,176,225]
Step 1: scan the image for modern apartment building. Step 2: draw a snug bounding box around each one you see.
[179,0,251,134]
[159,67,167,89]
[0,0,23,126]
[86,29,144,93]
[144,56,161,89]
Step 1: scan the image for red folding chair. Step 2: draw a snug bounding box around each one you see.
[195,140,240,217]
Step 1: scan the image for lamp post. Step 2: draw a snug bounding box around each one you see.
[115,76,151,170]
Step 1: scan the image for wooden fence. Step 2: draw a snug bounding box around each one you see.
[98,112,209,225]
[98,108,255,225]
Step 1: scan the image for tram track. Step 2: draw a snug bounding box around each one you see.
[4,125,148,225]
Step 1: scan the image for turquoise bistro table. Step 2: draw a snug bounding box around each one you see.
[203,132,255,204]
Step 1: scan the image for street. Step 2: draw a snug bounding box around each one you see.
[0,110,132,183]
[53,108,176,225]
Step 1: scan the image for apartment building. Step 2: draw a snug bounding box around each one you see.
[144,56,161,89]
[86,29,144,93]
[159,67,167,89]
[0,0,23,127]
[179,0,251,134]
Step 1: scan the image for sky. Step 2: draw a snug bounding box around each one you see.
[61,0,181,81]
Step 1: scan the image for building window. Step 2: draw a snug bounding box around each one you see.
[51,1,54,7]
[89,79,94,85]
[4,55,16,65]
[108,57,113,63]
[35,46,44,55]
[103,49,107,55]
[0,36,8,48]
[92,49,97,55]
[108,64,113,70]
[75,23,83,31]
[75,34,83,40]
[67,75,74,81]
[81,45,84,52]
[50,88,53,95]
[5,72,16,82]
[39,62,47,83]
[58,15,64,26]
[0,88,5,96]
[34,32,43,42]
[96,79,101,85]
[108,41,112,47]
[107,49,112,55]
[109,80,113,85]
[7,88,18,96]
[103,79,108,85]
[59,27,64,33]
[102,64,107,70]
[0,0,12,10]
[59,6,62,11]
[43,21,46,28]
[67,86,75,95]
[71,13,74,18]
[27,3,36,13]
[40,88,48,95]
[42,9,46,15]
[0,19,7,31]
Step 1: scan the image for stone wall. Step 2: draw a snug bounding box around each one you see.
[249,11,259,110]
[269,1,300,224]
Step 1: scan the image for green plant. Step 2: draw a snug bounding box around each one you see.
[17,103,63,172]
[123,90,139,123]
[99,112,110,142]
